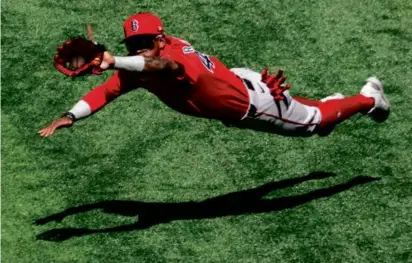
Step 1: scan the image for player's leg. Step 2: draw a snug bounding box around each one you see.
[254,91,351,136]
[289,78,388,135]
[230,68,389,136]
[231,68,323,136]
[236,90,322,136]
[293,93,344,107]
[317,77,389,130]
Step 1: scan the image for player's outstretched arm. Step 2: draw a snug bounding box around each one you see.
[100,51,182,75]
[38,72,125,138]
[38,99,92,138]
[38,89,101,137]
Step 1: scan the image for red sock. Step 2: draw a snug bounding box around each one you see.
[293,97,321,107]
[318,94,375,128]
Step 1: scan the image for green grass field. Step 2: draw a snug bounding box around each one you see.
[2,0,412,262]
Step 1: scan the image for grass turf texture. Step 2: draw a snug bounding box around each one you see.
[2,0,412,262]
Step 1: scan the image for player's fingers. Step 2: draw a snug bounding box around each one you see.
[42,127,51,137]
[47,130,56,137]
[44,129,55,137]
[49,125,58,134]
[44,126,57,137]
[39,126,51,135]
[39,129,49,137]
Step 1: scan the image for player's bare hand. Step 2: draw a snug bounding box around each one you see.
[99,51,115,70]
[38,117,73,137]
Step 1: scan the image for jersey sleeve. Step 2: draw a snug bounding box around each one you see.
[82,70,137,113]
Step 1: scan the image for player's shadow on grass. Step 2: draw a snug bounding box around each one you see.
[34,172,379,242]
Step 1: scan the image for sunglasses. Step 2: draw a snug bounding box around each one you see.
[124,35,158,54]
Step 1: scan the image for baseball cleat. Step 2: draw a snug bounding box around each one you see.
[360,77,390,122]
[320,93,345,102]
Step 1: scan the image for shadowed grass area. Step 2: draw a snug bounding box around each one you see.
[32,173,379,242]
[2,0,412,262]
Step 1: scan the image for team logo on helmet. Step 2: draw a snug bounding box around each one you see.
[131,20,139,32]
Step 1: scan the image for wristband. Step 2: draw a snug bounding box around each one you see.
[114,56,145,71]
[68,100,92,120]
[63,112,76,122]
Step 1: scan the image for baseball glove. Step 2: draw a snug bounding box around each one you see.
[261,67,291,101]
[53,28,106,77]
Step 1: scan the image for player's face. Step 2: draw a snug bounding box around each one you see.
[125,35,166,57]
[137,38,166,57]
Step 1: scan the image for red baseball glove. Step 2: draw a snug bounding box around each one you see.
[53,26,106,77]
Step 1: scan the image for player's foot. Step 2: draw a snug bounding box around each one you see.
[360,77,390,122]
[320,93,345,102]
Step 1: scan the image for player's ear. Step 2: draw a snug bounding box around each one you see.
[157,35,166,48]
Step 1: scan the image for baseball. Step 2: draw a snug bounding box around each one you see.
[71,56,85,68]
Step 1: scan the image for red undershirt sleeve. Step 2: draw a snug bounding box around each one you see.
[82,71,135,113]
